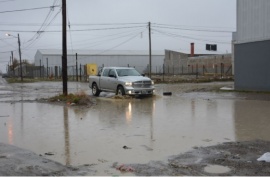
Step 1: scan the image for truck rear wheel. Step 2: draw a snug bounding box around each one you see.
[116,86,125,96]
[92,83,100,96]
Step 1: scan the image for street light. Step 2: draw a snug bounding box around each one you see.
[5,33,23,81]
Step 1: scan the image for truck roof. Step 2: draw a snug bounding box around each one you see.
[102,67,135,70]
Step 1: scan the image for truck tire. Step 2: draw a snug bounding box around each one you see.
[92,83,101,96]
[116,86,125,96]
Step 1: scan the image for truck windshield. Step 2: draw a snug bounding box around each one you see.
[116,69,141,77]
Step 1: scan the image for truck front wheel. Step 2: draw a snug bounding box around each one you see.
[92,83,101,96]
[116,86,125,96]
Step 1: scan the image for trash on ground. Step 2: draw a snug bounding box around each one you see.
[163,92,172,96]
[123,145,132,149]
[116,164,135,172]
[44,152,54,156]
[257,152,270,162]
[98,159,108,163]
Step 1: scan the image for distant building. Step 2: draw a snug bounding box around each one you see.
[164,47,232,76]
[34,49,165,75]
[233,0,270,91]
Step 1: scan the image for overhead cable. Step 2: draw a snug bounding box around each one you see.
[0,5,60,14]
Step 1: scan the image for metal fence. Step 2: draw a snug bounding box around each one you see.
[6,64,233,82]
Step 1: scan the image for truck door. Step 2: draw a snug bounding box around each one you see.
[107,69,118,92]
[99,68,109,90]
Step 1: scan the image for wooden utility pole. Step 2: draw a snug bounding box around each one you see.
[18,33,23,81]
[62,0,68,95]
[148,22,152,78]
[11,53,13,75]
[76,53,78,81]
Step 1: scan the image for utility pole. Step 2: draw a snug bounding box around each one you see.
[148,22,152,78]
[11,51,14,76]
[47,58,48,78]
[62,0,68,95]
[76,53,78,81]
[18,33,23,81]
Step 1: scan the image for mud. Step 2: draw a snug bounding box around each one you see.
[130,140,270,176]
[0,142,94,176]
[1,140,270,176]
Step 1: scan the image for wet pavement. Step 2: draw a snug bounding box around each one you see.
[1,77,270,175]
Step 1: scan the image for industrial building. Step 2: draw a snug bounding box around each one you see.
[164,44,232,76]
[34,49,164,76]
[233,0,270,91]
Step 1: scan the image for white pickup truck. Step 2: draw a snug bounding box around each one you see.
[89,67,155,96]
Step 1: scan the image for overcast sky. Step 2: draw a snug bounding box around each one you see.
[0,0,236,73]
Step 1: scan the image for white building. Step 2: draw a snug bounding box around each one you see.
[34,49,165,75]
[233,0,270,91]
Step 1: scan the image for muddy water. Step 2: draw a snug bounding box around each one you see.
[1,81,270,174]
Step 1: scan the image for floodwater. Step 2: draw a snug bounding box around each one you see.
[1,78,270,174]
[204,165,231,174]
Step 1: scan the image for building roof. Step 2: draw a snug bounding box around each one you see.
[37,49,164,56]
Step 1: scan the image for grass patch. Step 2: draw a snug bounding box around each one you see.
[6,78,38,83]
[49,91,92,105]
[6,77,64,83]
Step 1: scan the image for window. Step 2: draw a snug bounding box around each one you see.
[102,69,109,77]
[116,68,141,77]
[108,69,116,77]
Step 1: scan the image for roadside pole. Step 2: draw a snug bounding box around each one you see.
[62,0,68,95]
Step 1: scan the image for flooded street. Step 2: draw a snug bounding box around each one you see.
[1,78,270,175]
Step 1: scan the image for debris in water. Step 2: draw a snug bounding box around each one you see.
[123,145,132,149]
[44,152,54,156]
[116,164,135,172]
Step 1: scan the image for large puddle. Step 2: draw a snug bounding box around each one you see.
[0,81,270,174]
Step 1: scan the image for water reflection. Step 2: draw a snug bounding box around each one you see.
[234,100,270,141]
[7,119,13,145]
[125,102,132,123]
[63,106,71,165]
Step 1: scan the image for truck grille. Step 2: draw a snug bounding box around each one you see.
[133,81,152,88]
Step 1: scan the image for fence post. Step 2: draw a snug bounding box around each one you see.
[42,65,44,79]
[79,64,82,81]
[163,64,165,82]
[39,60,41,78]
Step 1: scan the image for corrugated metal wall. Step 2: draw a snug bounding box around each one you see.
[235,40,270,91]
[236,0,270,43]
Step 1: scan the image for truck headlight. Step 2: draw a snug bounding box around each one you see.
[151,80,154,85]
[125,82,132,86]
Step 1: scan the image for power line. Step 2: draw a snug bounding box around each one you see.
[66,30,144,64]
[152,28,231,44]
[0,25,147,33]
[0,5,60,14]
[152,24,234,33]
[23,2,62,50]
[152,23,236,31]
[0,0,17,3]
[0,22,147,26]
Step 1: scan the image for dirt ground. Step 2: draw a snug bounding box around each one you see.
[129,140,270,176]
[1,140,270,176]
